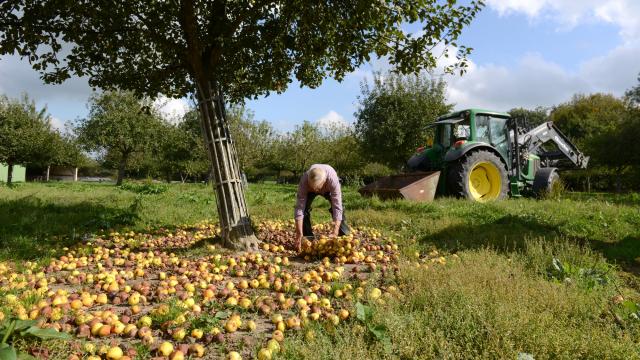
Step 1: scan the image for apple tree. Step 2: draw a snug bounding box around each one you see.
[0,0,484,248]
[75,91,163,186]
[0,94,53,185]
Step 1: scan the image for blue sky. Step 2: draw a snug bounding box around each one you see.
[1,1,638,132]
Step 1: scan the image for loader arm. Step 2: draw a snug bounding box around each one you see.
[519,121,589,169]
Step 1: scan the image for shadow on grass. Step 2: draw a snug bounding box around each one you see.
[420,213,640,274]
[0,195,141,261]
[420,214,562,252]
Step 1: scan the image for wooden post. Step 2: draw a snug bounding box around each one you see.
[196,81,258,250]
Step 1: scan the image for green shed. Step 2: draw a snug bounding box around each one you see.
[0,163,26,183]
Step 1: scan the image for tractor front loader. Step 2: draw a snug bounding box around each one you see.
[359,108,589,202]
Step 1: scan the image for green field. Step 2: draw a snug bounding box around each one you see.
[1,182,640,359]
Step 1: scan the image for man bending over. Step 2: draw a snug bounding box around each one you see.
[294,164,349,251]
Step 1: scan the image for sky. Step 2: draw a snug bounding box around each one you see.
[0,1,638,133]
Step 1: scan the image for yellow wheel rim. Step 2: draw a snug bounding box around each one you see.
[468,161,502,201]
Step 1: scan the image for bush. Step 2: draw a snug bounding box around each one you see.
[361,162,394,184]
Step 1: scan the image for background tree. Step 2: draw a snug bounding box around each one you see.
[549,94,627,145]
[0,0,483,247]
[625,73,640,106]
[284,121,324,177]
[355,72,452,169]
[586,109,639,191]
[75,91,162,186]
[156,117,209,183]
[508,106,548,129]
[55,134,89,171]
[227,106,277,179]
[38,131,88,181]
[549,93,629,191]
[318,123,364,183]
[0,94,53,185]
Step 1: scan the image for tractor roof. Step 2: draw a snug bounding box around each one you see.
[438,108,511,120]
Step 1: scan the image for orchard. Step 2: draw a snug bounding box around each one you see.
[0,220,453,359]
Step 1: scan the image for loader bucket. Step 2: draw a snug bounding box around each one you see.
[358,171,441,202]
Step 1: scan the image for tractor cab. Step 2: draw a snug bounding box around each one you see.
[408,109,511,175]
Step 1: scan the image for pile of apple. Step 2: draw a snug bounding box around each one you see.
[0,220,406,360]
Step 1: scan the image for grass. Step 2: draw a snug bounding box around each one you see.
[1,181,640,358]
[282,241,639,359]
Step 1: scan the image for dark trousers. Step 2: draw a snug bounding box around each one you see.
[302,192,350,237]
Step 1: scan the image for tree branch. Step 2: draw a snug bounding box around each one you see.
[179,0,204,79]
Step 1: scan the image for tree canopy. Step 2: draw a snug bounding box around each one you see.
[549,93,627,147]
[154,113,210,183]
[625,73,640,106]
[75,91,163,185]
[227,106,277,176]
[0,94,53,184]
[355,71,452,169]
[0,0,484,100]
[508,107,548,129]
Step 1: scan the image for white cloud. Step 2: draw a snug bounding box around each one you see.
[316,110,349,129]
[153,95,190,123]
[485,0,640,42]
[444,44,640,111]
[49,116,65,132]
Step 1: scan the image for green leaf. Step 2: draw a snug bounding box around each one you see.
[622,300,639,313]
[12,321,37,332]
[381,335,392,353]
[20,327,71,340]
[0,344,17,360]
[356,302,372,322]
[16,352,36,360]
[368,324,388,340]
[214,311,229,320]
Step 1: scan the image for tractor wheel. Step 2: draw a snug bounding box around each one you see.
[533,167,560,198]
[448,150,509,202]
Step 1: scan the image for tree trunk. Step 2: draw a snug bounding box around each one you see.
[196,81,258,250]
[73,168,78,182]
[45,165,50,182]
[7,163,13,186]
[116,156,127,186]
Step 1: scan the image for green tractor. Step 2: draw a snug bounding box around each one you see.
[361,108,589,202]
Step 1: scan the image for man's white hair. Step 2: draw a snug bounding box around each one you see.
[308,167,327,189]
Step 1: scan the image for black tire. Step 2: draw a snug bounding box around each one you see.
[447,150,509,201]
[533,167,559,197]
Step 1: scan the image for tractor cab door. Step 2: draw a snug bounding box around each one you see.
[436,123,453,149]
[474,114,510,161]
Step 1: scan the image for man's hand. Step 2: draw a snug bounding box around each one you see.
[331,220,341,237]
[294,232,303,252]
[295,218,304,252]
